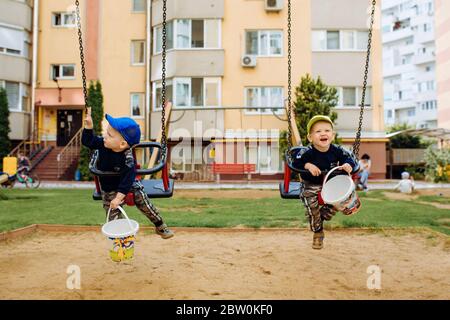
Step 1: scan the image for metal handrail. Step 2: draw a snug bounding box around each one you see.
[57,128,83,178]
[8,128,48,158]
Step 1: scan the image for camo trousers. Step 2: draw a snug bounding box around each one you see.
[300,182,338,233]
[102,180,163,227]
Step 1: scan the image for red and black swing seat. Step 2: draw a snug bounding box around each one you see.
[90,142,174,204]
[279,146,326,204]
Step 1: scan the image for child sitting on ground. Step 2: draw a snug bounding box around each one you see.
[394,171,415,194]
[82,107,174,239]
[297,115,359,250]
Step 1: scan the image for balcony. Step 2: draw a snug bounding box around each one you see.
[415,31,434,44]
[398,44,415,56]
[152,0,224,26]
[8,111,31,140]
[413,52,435,65]
[151,49,224,81]
[382,27,414,44]
[383,63,414,78]
[385,99,415,110]
[0,0,32,30]
[0,54,31,83]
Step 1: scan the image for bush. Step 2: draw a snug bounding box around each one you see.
[77,81,104,181]
[0,88,11,170]
[424,146,450,183]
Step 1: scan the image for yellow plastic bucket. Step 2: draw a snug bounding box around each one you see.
[102,207,139,262]
[321,166,361,216]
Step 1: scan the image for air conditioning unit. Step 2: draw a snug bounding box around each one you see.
[265,0,283,11]
[241,55,257,67]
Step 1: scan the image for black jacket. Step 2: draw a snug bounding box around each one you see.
[81,129,135,194]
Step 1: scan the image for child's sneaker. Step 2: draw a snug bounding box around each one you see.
[155,223,174,239]
[312,231,324,250]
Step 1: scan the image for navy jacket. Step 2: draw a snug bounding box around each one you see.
[296,144,359,185]
[81,129,135,194]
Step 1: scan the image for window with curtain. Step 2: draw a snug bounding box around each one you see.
[131,40,145,65]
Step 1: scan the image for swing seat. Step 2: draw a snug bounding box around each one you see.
[140,179,174,198]
[279,182,303,199]
[92,179,174,200]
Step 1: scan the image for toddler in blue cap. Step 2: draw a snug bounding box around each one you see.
[82,108,174,239]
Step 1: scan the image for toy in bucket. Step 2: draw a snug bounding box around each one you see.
[101,207,139,262]
[321,166,361,216]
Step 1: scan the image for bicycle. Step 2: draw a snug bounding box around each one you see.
[0,171,41,189]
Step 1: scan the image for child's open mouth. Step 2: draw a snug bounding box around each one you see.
[320,138,328,142]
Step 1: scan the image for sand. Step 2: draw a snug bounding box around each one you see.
[0,229,449,300]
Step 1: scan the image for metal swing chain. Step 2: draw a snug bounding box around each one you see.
[353,0,376,158]
[75,0,89,112]
[287,0,293,151]
[160,0,168,159]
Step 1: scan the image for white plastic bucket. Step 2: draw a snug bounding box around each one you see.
[102,207,139,262]
[321,166,361,216]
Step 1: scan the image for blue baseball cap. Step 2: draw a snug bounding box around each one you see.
[105,114,141,146]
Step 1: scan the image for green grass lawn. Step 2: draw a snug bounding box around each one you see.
[1,189,449,235]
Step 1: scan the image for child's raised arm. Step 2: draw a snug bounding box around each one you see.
[81,108,104,149]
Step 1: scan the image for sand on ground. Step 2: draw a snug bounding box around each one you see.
[0,229,449,300]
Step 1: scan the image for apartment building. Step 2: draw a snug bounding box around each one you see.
[0,0,33,142]
[311,0,386,178]
[30,0,386,180]
[35,0,148,147]
[382,0,437,129]
[435,0,450,130]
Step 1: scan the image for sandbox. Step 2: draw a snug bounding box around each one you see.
[0,227,448,300]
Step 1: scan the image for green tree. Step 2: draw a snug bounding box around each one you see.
[0,88,11,171]
[424,146,449,183]
[78,81,104,180]
[387,123,430,148]
[280,74,338,153]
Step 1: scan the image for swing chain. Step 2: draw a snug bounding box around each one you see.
[75,0,89,111]
[160,0,168,159]
[353,0,376,158]
[287,0,293,151]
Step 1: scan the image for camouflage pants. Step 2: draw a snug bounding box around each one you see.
[102,180,163,227]
[300,182,338,233]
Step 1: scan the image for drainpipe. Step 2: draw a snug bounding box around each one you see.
[145,0,152,143]
[31,0,39,141]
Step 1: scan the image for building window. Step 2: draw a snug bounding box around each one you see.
[336,87,372,107]
[244,143,282,173]
[387,110,393,118]
[153,77,220,110]
[130,93,144,118]
[407,108,416,117]
[52,12,76,27]
[245,30,283,56]
[171,145,204,172]
[312,30,369,51]
[0,81,28,111]
[153,79,173,111]
[245,87,284,114]
[51,64,75,80]
[132,0,146,12]
[153,19,220,54]
[154,21,174,54]
[0,26,27,56]
[131,40,145,65]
